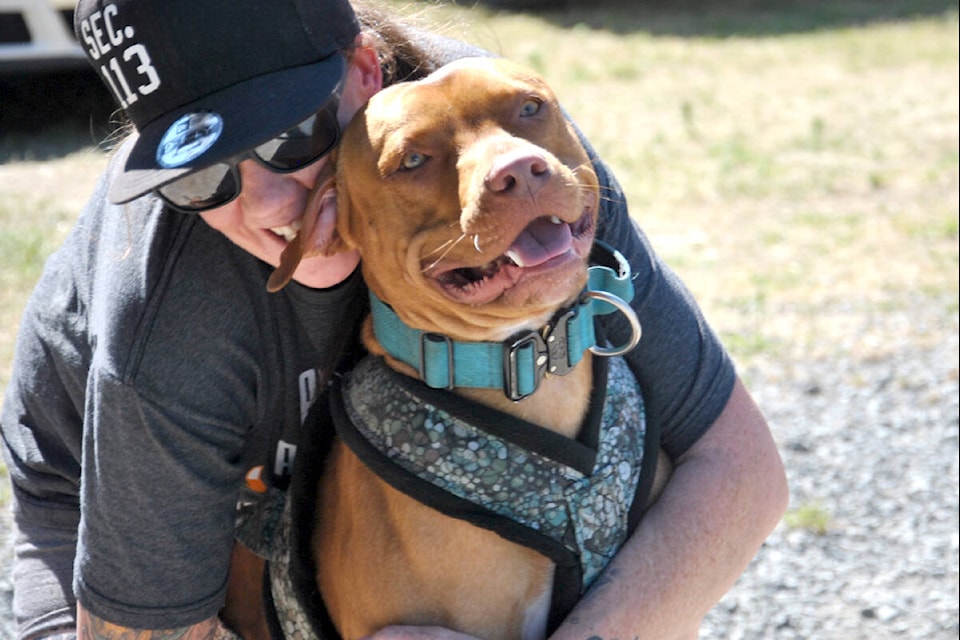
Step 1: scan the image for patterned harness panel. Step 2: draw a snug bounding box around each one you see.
[265,353,647,639]
[338,354,646,590]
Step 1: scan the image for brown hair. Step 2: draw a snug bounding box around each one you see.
[352,0,446,86]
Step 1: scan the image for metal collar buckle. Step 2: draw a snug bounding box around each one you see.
[502,306,578,401]
[500,289,642,401]
[502,330,548,401]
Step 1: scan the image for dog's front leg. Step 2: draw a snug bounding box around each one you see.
[222,542,271,640]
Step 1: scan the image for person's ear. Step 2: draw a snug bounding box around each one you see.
[343,34,383,107]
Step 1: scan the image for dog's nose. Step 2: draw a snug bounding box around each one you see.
[485,149,551,195]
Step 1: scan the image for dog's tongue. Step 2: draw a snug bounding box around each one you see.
[506,217,572,267]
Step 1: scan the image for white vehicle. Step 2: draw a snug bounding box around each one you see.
[0,0,86,72]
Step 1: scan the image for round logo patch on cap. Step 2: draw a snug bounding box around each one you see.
[156,112,224,168]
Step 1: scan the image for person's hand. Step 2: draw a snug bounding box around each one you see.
[362,626,482,640]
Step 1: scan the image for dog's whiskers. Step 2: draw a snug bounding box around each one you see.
[421,223,463,259]
[569,172,625,207]
[594,184,626,207]
[423,236,457,259]
[422,233,470,273]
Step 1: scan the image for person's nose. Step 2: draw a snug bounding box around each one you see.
[235,159,301,217]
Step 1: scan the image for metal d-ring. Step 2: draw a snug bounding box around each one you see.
[582,290,642,357]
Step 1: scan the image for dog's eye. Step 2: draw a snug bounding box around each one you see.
[520,98,543,117]
[400,151,428,170]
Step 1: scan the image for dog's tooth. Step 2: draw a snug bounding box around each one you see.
[504,249,524,267]
[549,216,563,225]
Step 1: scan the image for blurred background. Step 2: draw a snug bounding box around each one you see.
[2,0,958,637]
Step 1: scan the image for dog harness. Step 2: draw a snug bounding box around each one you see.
[262,243,653,638]
[335,353,646,600]
[263,352,648,640]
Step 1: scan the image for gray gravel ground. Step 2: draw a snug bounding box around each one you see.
[2,308,958,639]
[701,307,959,639]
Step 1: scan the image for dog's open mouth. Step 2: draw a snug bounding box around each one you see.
[428,212,594,305]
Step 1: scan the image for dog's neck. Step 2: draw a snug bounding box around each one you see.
[361,304,599,439]
[364,242,640,408]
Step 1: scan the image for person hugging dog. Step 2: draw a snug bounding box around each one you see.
[0,1,787,639]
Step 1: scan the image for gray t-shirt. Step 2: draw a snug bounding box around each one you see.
[1,77,734,640]
[2,161,368,634]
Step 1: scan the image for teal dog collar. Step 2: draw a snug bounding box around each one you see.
[370,242,642,400]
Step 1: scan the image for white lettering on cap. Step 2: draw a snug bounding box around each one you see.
[156,112,224,168]
[80,3,161,109]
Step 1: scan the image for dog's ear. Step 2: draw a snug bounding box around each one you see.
[319,192,358,258]
[313,147,354,257]
[307,174,346,258]
[265,158,344,292]
[321,163,362,257]
[317,211,352,257]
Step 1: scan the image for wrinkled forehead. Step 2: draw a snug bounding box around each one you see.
[420,57,554,103]
[422,57,518,84]
[358,58,555,141]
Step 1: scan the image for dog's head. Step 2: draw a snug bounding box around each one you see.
[332,57,600,341]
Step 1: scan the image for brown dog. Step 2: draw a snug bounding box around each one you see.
[297,57,663,640]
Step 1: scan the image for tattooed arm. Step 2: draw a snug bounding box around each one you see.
[77,603,219,640]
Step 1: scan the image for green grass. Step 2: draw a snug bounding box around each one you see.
[784,501,832,535]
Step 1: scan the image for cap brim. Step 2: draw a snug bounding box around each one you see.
[109,54,346,204]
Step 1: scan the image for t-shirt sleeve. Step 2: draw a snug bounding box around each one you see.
[584,134,736,458]
[72,365,244,629]
[71,212,264,629]
[1,248,88,638]
[1,153,267,633]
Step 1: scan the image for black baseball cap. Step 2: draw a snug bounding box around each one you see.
[74,0,360,204]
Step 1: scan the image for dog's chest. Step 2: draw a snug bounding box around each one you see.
[332,353,647,590]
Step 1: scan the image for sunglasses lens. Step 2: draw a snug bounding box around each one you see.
[155,94,340,212]
[157,163,238,212]
[255,105,340,172]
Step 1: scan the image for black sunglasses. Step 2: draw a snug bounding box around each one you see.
[157,92,341,213]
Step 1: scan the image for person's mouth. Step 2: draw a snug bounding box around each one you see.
[269,221,302,242]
